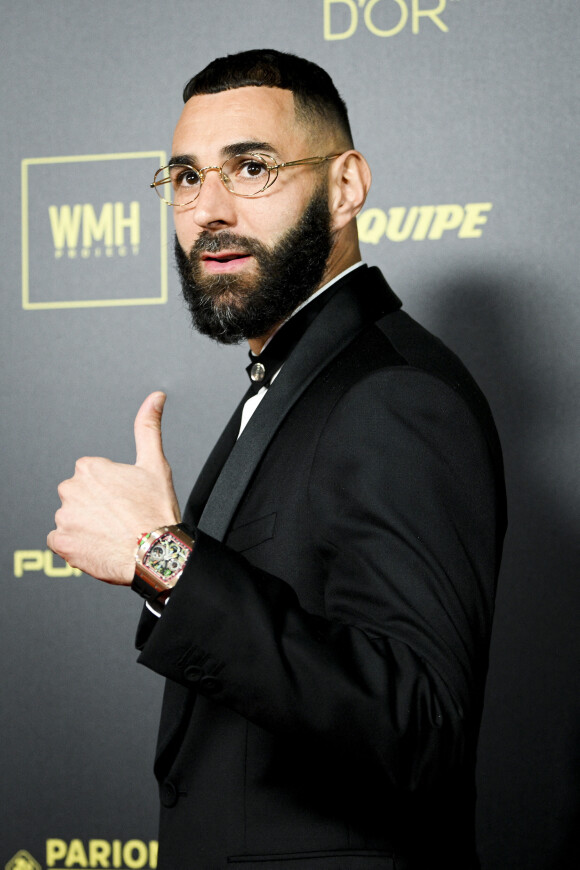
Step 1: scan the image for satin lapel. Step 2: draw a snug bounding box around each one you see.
[197,267,401,541]
[155,394,250,767]
[182,392,251,528]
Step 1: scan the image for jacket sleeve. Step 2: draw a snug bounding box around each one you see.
[136,369,503,792]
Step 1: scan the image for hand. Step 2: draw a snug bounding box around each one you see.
[47,392,180,585]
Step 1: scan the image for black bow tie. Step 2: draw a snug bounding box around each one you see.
[245,289,333,395]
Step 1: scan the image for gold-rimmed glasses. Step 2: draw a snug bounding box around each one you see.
[150,152,342,206]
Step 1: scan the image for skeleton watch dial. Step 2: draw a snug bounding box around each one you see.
[143,532,191,583]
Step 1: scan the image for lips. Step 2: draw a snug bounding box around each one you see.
[200,250,253,273]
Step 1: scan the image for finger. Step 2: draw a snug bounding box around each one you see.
[134,391,168,469]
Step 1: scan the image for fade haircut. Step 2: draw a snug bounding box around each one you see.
[182,49,354,148]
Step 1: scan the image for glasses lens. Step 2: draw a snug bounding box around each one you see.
[222,154,271,196]
[153,164,201,205]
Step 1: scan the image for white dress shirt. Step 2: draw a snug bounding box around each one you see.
[238,262,363,435]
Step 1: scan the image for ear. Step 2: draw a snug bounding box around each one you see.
[328,150,371,231]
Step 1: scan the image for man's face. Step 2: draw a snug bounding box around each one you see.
[170,87,335,344]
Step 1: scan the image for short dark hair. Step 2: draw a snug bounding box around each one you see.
[182,49,354,147]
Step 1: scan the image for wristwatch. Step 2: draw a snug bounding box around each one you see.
[132,523,194,604]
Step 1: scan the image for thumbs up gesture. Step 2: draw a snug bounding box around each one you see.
[47,392,181,585]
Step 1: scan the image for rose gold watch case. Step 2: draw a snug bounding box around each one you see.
[134,524,194,594]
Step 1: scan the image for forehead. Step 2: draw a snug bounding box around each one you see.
[172,86,307,159]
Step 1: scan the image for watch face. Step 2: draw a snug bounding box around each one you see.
[144,533,190,583]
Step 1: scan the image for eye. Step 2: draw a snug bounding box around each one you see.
[169,164,201,190]
[221,154,272,195]
[235,156,269,179]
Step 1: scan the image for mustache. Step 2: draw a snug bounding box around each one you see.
[190,231,267,258]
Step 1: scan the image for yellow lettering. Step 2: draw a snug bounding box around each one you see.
[44,551,82,577]
[47,839,68,866]
[411,0,448,34]
[365,0,408,38]
[122,840,148,869]
[323,0,358,40]
[149,841,158,869]
[357,207,387,244]
[94,247,102,258]
[81,247,91,258]
[114,201,140,247]
[65,839,88,868]
[14,550,43,577]
[385,206,419,241]
[112,840,122,868]
[359,203,492,244]
[54,249,64,259]
[428,204,465,239]
[88,840,111,868]
[105,247,114,257]
[49,204,82,250]
[132,245,140,255]
[67,249,77,258]
[459,202,493,238]
[82,203,114,248]
[412,205,435,240]
[14,549,81,578]
[118,245,127,256]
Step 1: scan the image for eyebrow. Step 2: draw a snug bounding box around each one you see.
[169,141,279,167]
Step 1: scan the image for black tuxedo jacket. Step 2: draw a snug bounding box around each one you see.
[136,266,506,870]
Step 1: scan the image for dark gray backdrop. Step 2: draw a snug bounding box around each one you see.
[2,2,578,868]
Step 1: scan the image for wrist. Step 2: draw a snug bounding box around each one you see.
[131,523,195,604]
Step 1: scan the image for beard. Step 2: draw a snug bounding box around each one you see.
[174,184,334,344]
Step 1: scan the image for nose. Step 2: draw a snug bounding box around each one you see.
[190,166,237,230]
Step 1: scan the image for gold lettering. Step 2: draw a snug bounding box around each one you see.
[412,205,435,240]
[149,841,158,870]
[14,549,82,578]
[14,550,44,577]
[114,201,140,247]
[411,0,448,34]
[459,202,493,238]
[358,203,492,244]
[112,840,122,868]
[323,0,358,40]
[88,840,111,868]
[49,204,82,250]
[428,204,465,239]
[357,207,388,244]
[64,839,88,868]
[43,551,82,577]
[123,840,148,869]
[82,203,114,248]
[385,206,419,241]
[46,839,68,866]
[365,0,408,38]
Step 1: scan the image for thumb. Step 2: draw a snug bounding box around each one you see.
[134,391,168,469]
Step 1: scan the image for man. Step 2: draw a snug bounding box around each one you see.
[48,50,506,869]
